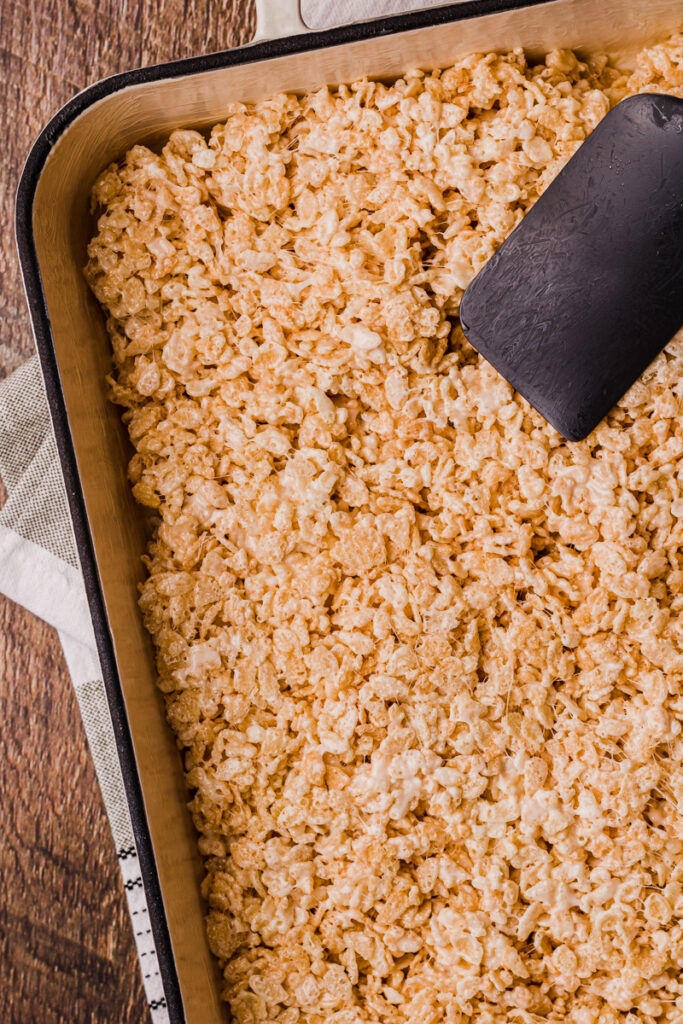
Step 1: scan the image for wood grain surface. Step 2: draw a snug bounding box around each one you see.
[0,2,254,1021]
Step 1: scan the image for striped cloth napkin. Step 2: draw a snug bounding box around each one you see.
[0,356,170,1024]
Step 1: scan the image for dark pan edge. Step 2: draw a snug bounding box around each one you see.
[14,1,550,1018]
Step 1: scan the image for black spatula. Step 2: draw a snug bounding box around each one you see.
[459,93,683,442]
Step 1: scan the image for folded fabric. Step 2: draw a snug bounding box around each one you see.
[302,0,448,29]
[0,355,169,1024]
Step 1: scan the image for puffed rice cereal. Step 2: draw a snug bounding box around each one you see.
[86,36,683,1024]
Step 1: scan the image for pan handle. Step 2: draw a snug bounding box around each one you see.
[253,0,310,41]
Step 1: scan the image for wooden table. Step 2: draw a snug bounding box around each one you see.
[0,2,254,1019]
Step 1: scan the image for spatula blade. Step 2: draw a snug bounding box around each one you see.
[459,93,683,442]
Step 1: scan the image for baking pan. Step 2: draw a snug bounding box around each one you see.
[15,0,683,1020]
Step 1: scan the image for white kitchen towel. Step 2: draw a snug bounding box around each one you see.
[0,2,443,1020]
[0,355,170,1024]
[301,0,453,29]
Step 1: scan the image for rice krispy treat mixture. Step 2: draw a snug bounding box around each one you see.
[85,36,683,1024]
